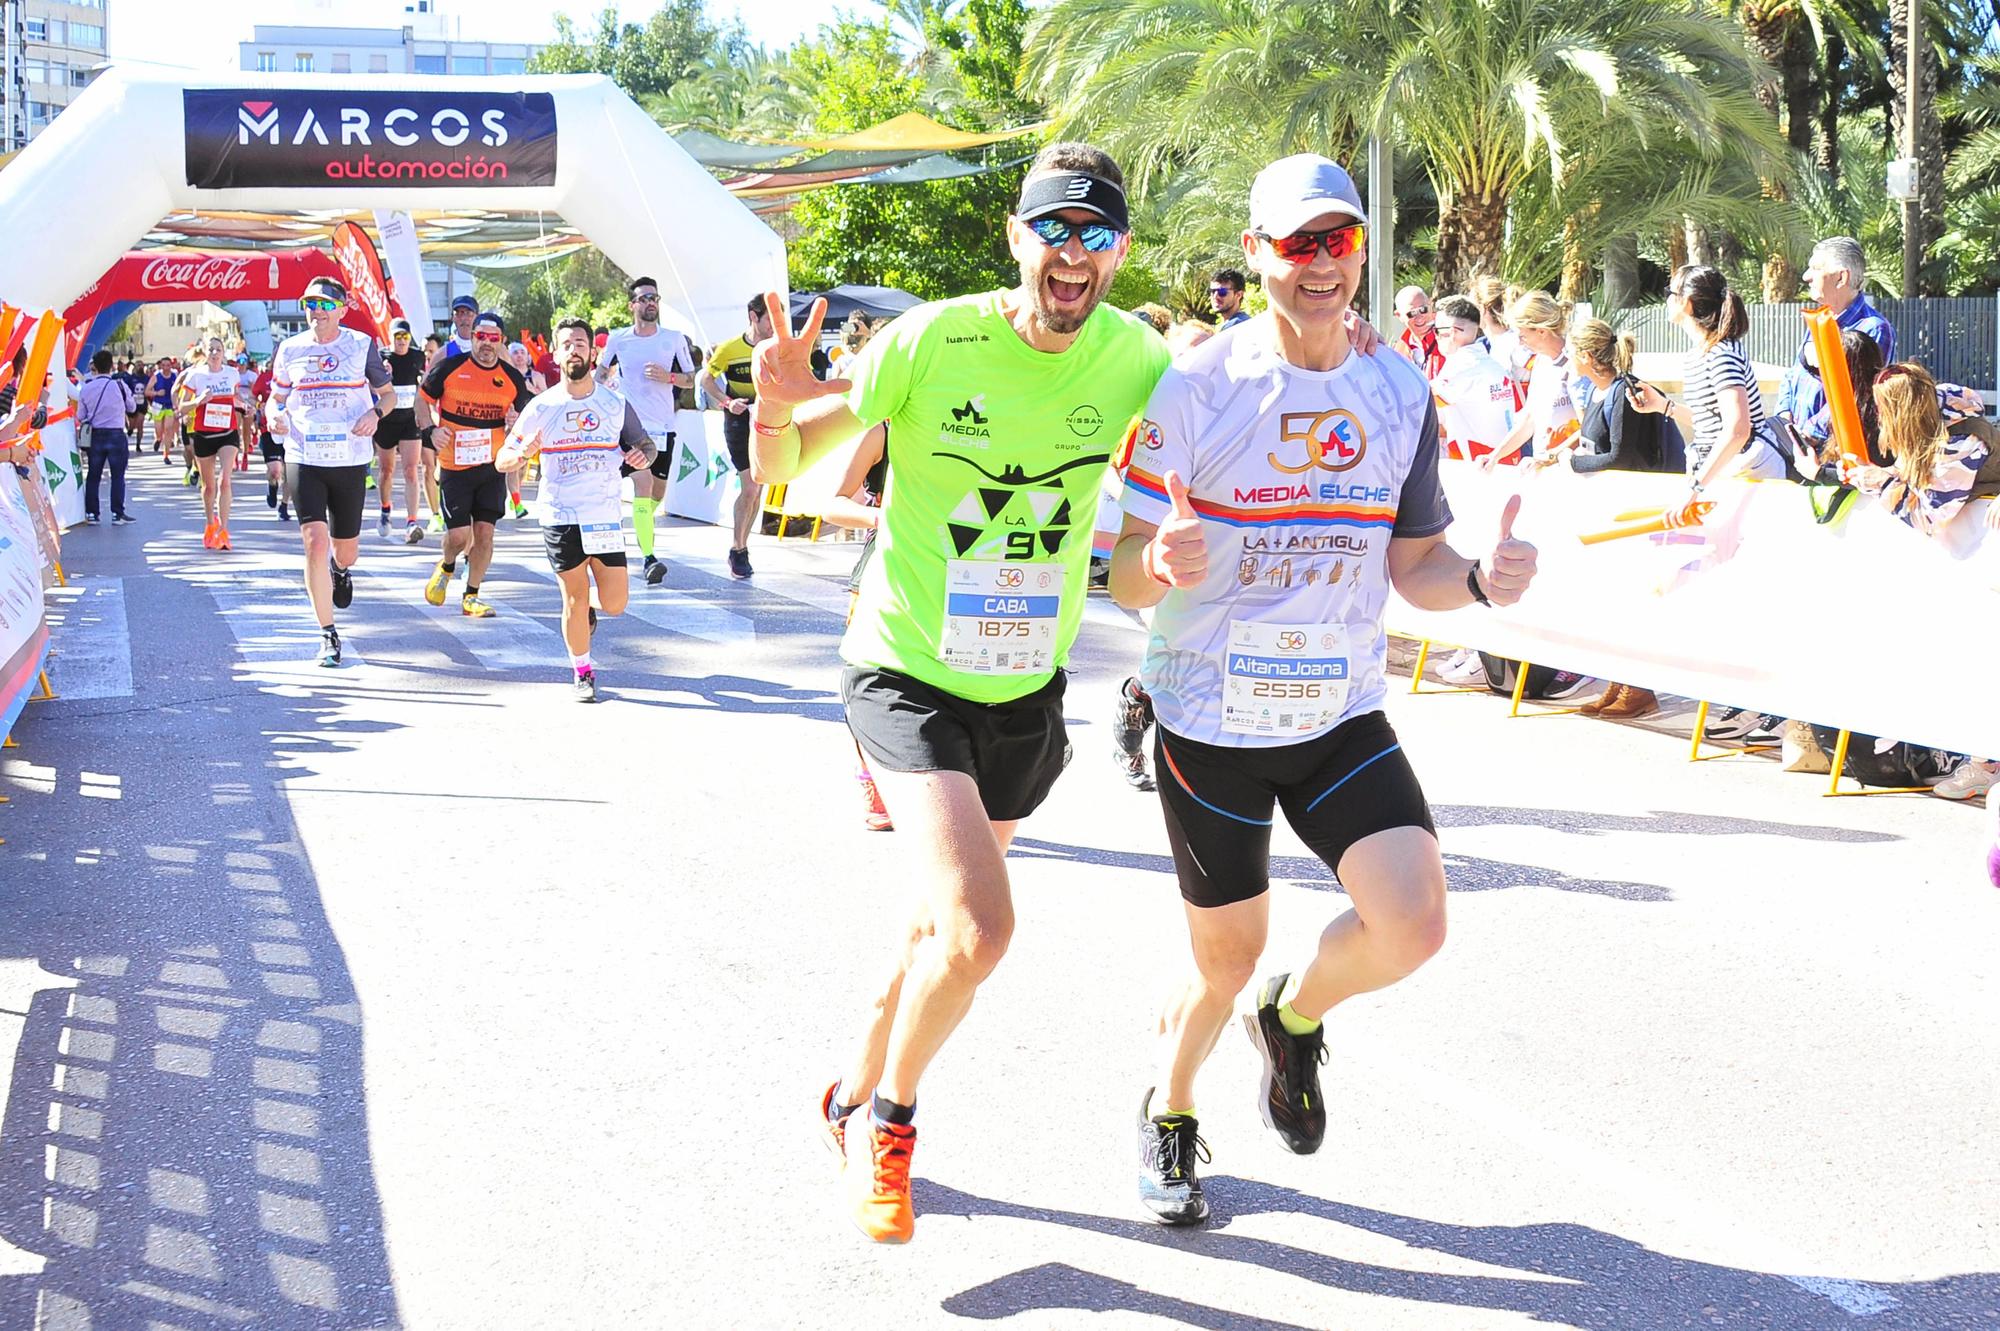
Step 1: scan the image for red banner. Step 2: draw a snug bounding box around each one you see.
[62,250,345,329]
[330,222,395,343]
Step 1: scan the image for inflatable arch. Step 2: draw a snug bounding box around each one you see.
[0,68,787,346]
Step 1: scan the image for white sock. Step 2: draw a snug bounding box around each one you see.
[572,653,592,673]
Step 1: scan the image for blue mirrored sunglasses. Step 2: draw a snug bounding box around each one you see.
[299,296,342,312]
[1026,217,1124,253]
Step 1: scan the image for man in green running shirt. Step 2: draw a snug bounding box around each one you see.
[752,142,1170,1244]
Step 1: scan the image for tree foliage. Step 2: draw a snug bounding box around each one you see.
[529,3,739,98]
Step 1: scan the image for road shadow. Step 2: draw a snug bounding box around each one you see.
[0,615,402,1328]
[609,671,849,723]
[928,1178,1996,1330]
[1431,805,1900,845]
[1009,834,1670,903]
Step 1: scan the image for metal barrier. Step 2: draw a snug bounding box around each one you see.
[1620,296,2000,395]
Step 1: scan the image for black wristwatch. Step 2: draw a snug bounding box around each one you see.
[1466,561,1492,607]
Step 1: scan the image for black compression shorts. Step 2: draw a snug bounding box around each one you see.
[286,462,369,539]
[842,666,1070,823]
[440,464,505,529]
[722,409,751,473]
[1155,710,1435,909]
[620,431,676,481]
[189,430,237,460]
[375,408,419,448]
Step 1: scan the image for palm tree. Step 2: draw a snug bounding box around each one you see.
[1024,0,1787,295]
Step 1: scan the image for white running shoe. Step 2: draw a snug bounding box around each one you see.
[1437,650,1487,688]
[1930,758,1999,801]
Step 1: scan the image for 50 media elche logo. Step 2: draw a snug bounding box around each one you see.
[184,90,558,189]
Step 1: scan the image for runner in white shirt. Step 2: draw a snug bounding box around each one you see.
[1110,155,1540,1225]
[176,337,244,550]
[265,277,398,667]
[597,276,695,586]
[498,317,655,702]
[1428,295,1516,461]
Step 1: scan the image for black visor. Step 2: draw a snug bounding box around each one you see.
[1016,171,1129,233]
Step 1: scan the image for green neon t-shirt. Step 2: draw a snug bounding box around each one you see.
[839,290,1171,703]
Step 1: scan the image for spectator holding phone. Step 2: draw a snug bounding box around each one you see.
[1567,319,1682,475]
[1628,265,1787,507]
[1856,362,1992,535]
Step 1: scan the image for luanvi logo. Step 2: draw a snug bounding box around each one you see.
[185,90,558,189]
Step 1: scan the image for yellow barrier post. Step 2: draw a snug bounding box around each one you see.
[1402,638,1487,696]
[1688,700,1779,762]
[1508,661,1531,717]
[30,670,54,702]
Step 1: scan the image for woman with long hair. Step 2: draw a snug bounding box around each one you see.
[1485,290,1575,468]
[1862,362,1991,534]
[1629,265,1787,505]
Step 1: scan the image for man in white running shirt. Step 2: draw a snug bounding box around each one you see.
[498,317,655,702]
[1110,155,1540,1225]
[597,276,694,586]
[1429,294,1517,462]
[266,277,398,667]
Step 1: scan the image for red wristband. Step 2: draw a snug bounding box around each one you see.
[751,416,794,437]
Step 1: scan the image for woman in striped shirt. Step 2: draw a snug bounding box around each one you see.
[1860,362,1992,534]
[1629,265,1786,504]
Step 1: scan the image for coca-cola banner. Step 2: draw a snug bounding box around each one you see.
[64,250,342,328]
[184,90,557,190]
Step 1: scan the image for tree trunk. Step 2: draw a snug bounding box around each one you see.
[1452,190,1507,288]
[1434,203,1464,295]
[1602,235,1640,314]
[1742,7,1807,302]
[1888,0,1946,294]
[1816,35,1843,183]
[1559,209,1596,303]
[1684,220,1715,268]
[1666,222,1689,273]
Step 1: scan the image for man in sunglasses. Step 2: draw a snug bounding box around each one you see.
[1393,284,1444,378]
[749,141,1172,1244]
[1110,154,1539,1224]
[265,276,398,667]
[1211,269,1249,329]
[418,311,535,617]
[599,275,695,585]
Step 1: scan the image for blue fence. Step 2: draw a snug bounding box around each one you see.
[1622,297,2000,391]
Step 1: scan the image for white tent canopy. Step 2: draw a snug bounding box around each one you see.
[0,67,785,345]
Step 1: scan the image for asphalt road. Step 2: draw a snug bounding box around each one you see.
[0,457,1993,1331]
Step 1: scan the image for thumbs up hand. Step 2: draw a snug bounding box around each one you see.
[1482,493,1537,606]
[1144,470,1208,588]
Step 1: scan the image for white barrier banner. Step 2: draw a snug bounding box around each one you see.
[39,373,84,529]
[371,210,432,341]
[1390,461,2000,757]
[663,409,735,526]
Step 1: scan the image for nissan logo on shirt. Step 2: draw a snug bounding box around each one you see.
[184,90,558,189]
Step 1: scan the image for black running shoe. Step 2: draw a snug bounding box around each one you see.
[1243,972,1327,1155]
[267,481,278,509]
[329,560,354,610]
[573,669,598,703]
[113,513,136,526]
[727,546,752,579]
[277,503,290,522]
[318,629,342,669]
[1136,1089,1209,1225]
[1112,677,1156,791]
[644,556,666,586]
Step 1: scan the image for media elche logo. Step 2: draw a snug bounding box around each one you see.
[564,408,602,433]
[1275,630,1307,652]
[995,567,1025,589]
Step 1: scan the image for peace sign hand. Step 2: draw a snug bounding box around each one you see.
[751,290,851,415]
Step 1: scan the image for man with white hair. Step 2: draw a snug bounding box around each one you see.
[1775,236,1895,448]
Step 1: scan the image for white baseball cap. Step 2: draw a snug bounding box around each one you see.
[1249,154,1366,238]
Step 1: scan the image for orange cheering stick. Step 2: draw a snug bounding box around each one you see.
[1804,305,1869,467]
[1579,499,1714,546]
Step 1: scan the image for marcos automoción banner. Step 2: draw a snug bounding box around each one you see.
[184,90,557,188]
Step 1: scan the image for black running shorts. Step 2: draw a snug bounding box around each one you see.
[543,524,628,573]
[286,462,369,540]
[722,409,751,473]
[1155,710,1435,909]
[620,432,676,481]
[375,408,419,449]
[440,463,506,529]
[842,666,1071,823]
[259,435,283,465]
[189,430,237,460]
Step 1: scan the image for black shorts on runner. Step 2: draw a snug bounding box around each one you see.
[542,524,629,573]
[189,430,237,460]
[722,409,751,473]
[285,462,370,540]
[258,434,283,465]
[842,666,1070,823]
[375,408,419,449]
[620,432,676,480]
[439,463,506,529]
[1155,710,1435,910]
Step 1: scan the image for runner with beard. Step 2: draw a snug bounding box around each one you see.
[599,276,696,585]
[750,142,1172,1245]
[497,318,655,701]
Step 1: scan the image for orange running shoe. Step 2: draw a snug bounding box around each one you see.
[858,772,893,832]
[215,527,231,550]
[816,1082,853,1166]
[201,520,218,549]
[847,1116,916,1244]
